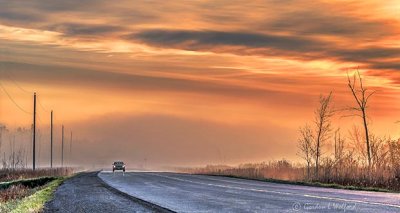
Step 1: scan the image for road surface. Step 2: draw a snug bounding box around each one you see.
[44,172,167,213]
[99,171,400,213]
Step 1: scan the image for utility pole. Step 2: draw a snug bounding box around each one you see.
[61,125,64,167]
[33,92,36,170]
[70,131,72,166]
[12,135,15,169]
[50,110,53,168]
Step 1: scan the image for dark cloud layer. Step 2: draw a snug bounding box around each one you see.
[270,10,394,38]
[333,47,400,62]
[0,10,43,22]
[0,0,154,29]
[1,0,399,73]
[130,29,400,72]
[130,30,326,52]
[47,23,125,36]
[0,0,106,13]
[369,62,400,71]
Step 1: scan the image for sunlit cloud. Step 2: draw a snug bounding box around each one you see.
[0,24,61,43]
[1,0,400,166]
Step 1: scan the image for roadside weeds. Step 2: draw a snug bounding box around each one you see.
[203,174,397,194]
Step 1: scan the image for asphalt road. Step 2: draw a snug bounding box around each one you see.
[43,172,164,213]
[99,171,400,213]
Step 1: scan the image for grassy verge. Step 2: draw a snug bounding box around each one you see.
[0,177,65,213]
[0,168,74,183]
[203,174,395,193]
[0,177,57,191]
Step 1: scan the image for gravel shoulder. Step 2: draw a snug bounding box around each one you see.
[43,172,158,213]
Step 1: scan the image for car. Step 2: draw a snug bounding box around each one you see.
[112,161,126,172]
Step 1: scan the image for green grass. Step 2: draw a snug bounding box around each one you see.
[0,177,65,213]
[204,174,395,193]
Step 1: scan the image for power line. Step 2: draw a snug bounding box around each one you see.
[0,80,32,114]
[36,109,44,127]
[0,70,31,94]
[37,97,49,113]
[0,63,41,117]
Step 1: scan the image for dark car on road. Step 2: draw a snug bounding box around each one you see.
[112,161,126,172]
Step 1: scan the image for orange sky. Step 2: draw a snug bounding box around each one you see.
[1,0,400,168]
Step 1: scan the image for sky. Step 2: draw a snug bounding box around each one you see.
[1,0,400,168]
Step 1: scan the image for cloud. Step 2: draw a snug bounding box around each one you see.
[0,0,157,30]
[1,0,399,73]
[0,10,44,22]
[267,8,396,38]
[0,0,106,13]
[128,29,400,72]
[0,61,306,104]
[1,0,400,168]
[46,23,125,37]
[367,62,400,71]
[130,30,326,52]
[332,47,400,63]
[127,29,329,61]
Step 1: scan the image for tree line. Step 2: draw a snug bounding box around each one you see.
[298,72,400,189]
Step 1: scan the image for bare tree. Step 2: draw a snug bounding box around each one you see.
[15,149,24,168]
[369,135,388,170]
[388,139,400,178]
[333,128,345,175]
[347,72,375,168]
[348,126,366,164]
[313,92,334,179]
[10,134,15,169]
[297,124,314,180]
[0,124,6,154]
[2,152,7,169]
